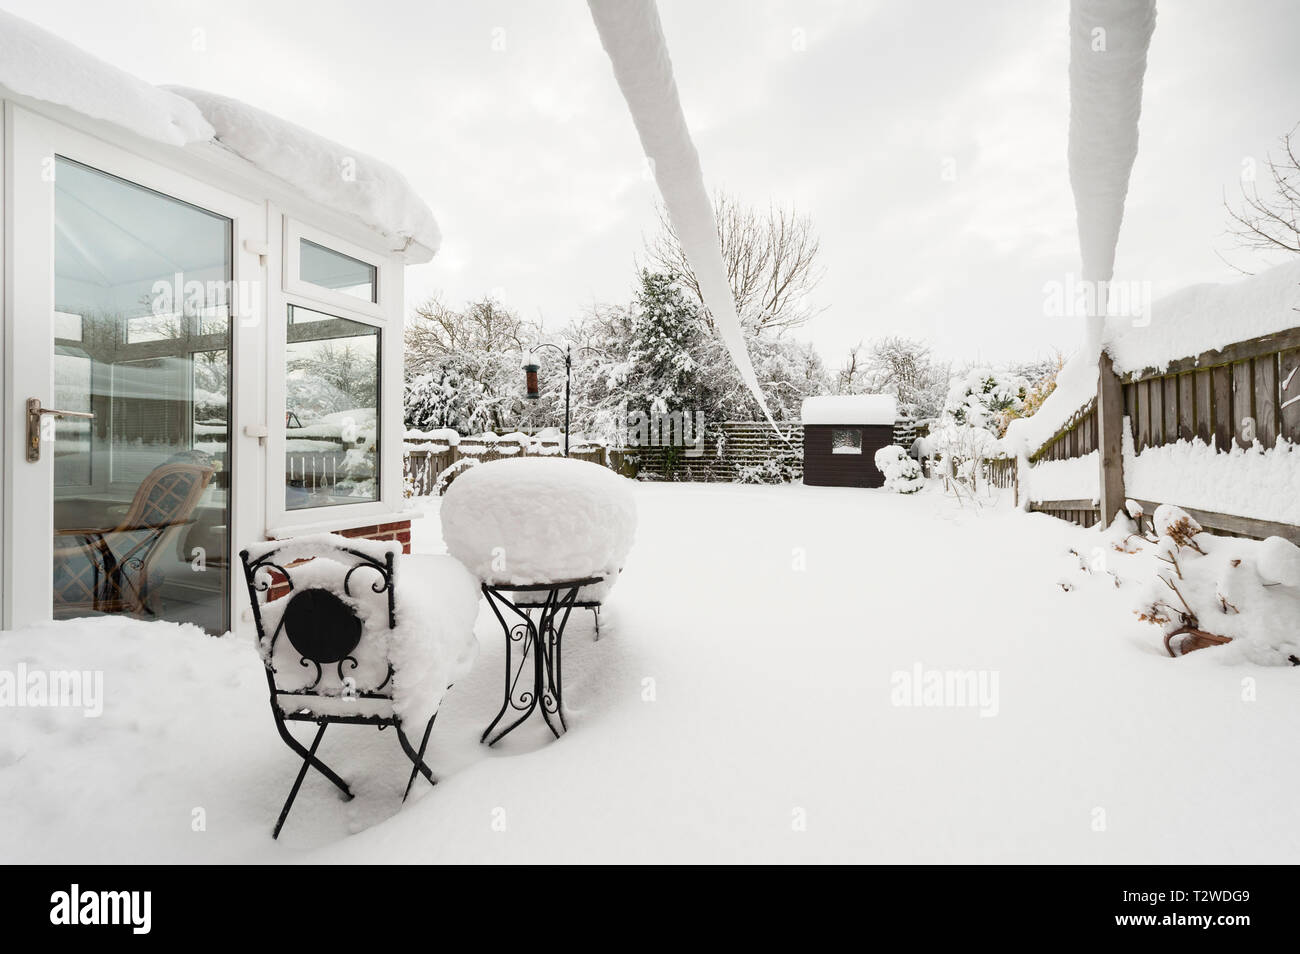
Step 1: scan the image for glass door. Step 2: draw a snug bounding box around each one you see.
[5,106,264,635]
[50,158,233,633]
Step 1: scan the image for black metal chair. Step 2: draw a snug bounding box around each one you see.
[239,539,438,839]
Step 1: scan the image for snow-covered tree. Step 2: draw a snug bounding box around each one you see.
[623,270,703,414]
[942,368,1028,437]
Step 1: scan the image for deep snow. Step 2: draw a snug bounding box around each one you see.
[1,483,1296,863]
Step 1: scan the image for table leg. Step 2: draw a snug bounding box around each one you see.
[480,587,541,746]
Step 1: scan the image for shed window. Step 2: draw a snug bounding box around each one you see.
[831,428,863,454]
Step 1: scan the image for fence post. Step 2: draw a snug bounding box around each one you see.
[1097,351,1126,527]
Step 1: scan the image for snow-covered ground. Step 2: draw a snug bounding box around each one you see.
[1,483,1296,863]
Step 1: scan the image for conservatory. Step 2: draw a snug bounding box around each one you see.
[0,12,437,635]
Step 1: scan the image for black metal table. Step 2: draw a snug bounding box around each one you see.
[480,576,604,746]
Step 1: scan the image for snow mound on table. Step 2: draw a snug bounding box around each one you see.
[248,537,478,731]
[166,86,440,257]
[0,9,213,146]
[441,457,637,603]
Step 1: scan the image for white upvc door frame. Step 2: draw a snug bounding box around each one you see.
[1,104,266,632]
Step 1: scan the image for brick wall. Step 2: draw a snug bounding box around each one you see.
[263,518,411,601]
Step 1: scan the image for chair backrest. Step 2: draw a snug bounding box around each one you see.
[121,458,215,531]
[239,536,397,696]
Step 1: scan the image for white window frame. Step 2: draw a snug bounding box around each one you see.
[266,211,404,533]
[283,218,385,320]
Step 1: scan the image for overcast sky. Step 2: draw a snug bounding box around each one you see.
[5,0,1298,370]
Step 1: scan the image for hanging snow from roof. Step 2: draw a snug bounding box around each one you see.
[1068,0,1157,354]
[587,0,776,425]
[0,9,213,146]
[167,87,441,258]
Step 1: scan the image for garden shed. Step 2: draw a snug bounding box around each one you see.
[801,395,899,488]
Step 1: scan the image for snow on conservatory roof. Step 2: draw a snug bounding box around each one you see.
[0,10,439,260]
[801,395,899,426]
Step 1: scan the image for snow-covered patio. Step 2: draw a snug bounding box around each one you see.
[2,483,1295,864]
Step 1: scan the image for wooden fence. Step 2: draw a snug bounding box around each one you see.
[1120,328,1300,453]
[404,440,607,496]
[1024,329,1300,542]
[625,421,803,481]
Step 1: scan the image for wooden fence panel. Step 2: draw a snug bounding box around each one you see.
[1232,360,1253,447]
[1177,372,1195,442]
[1194,369,1212,445]
[1213,364,1233,451]
[1149,378,1163,446]
[1163,376,1178,444]
[1254,353,1278,447]
[1136,379,1151,450]
[1282,347,1300,443]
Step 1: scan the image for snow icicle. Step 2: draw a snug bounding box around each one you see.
[586,0,780,430]
[1067,0,1156,358]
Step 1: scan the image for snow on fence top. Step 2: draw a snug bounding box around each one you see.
[1003,259,1300,458]
[1105,258,1300,375]
[800,395,898,426]
[0,9,213,146]
[0,11,438,257]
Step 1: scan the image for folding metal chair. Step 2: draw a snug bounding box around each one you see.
[239,539,437,839]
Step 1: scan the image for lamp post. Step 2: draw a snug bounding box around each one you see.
[522,342,604,457]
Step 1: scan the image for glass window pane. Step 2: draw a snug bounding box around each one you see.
[831,428,863,454]
[299,238,377,303]
[285,305,380,509]
[53,157,231,635]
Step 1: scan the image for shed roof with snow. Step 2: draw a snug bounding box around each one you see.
[800,394,899,426]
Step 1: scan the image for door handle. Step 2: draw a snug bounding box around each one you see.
[26,397,95,462]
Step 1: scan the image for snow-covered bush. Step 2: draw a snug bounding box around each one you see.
[942,368,1028,437]
[1132,503,1300,664]
[734,447,802,484]
[873,444,924,493]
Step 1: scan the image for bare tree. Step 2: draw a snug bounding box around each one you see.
[1225,124,1300,259]
[643,191,824,333]
[839,336,950,421]
[405,295,530,377]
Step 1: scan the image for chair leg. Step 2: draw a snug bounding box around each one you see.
[274,722,330,839]
[396,716,437,801]
[272,711,352,798]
